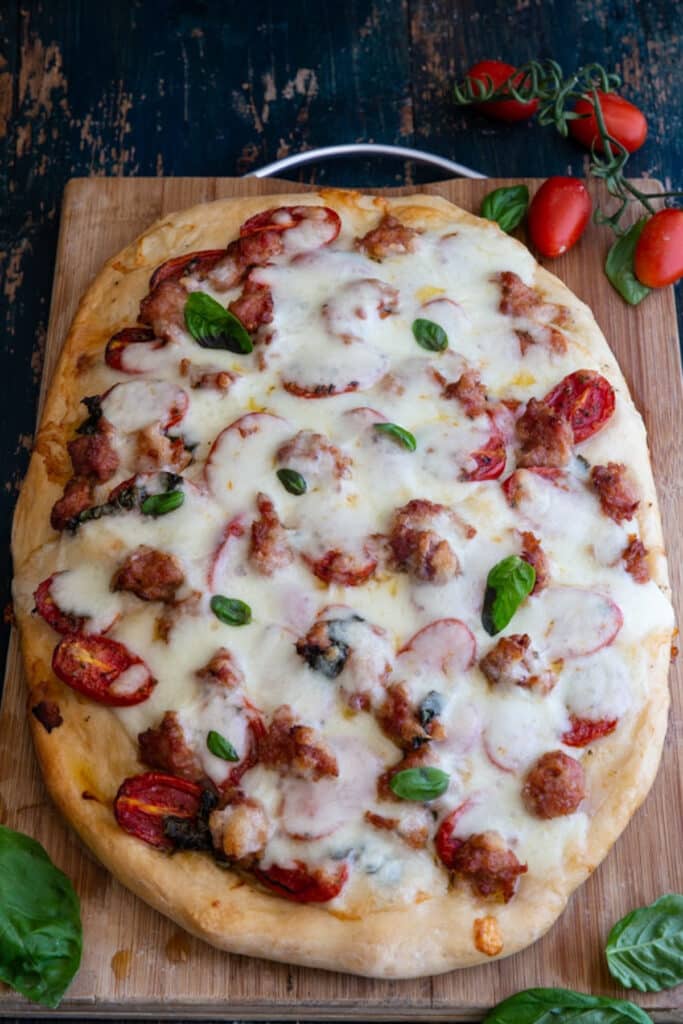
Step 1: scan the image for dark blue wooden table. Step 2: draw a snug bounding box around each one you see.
[0,2,680,1018]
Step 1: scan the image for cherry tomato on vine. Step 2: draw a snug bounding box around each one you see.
[465,60,539,122]
[527,177,592,258]
[569,91,647,155]
[633,209,683,288]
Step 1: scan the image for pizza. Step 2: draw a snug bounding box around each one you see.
[11,189,674,977]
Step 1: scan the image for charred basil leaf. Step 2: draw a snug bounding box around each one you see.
[207,730,239,762]
[141,490,184,517]
[295,618,356,678]
[184,291,253,353]
[483,987,652,1024]
[163,789,217,852]
[606,894,683,992]
[418,690,444,728]
[210,595,252,626]
[605,220,651,306]
[0,824,82,1008]
[67,483,142,533]
[75,395,103,435]
[277,468,307,495]
[412,317,448,352]
[373,422,417,451]
[482,555,535,636]
[480,185,530,233]
[389,767,449,801]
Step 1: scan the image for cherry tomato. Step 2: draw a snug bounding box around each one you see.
[527,177,592,258]
[542,370,615,443]
[462,419,507,481]
[633,209,683,288]
[34,574,87,635]
[105,327,162,373]
[435,799,475,869]
[252,861,349,903]
[569,91,647,155]
[465,60,539,122]
[149,249,227,291]
[239,206,341,246]
[114,771,204,850]
[52,634,156,706]
[562,715,618,747]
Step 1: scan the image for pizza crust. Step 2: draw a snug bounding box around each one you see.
[11,189,673,977]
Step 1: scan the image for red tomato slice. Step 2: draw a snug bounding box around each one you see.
[303,547,378,587]
[435,798,476,869]
[461,418,506,481]
[398,619,476,676]
[527,177,592,258]
[562,715,618,747]
[465,60,539,122]
[52,635,156,706]
[149,249,227,291]
[114,771,204,850]
[207,514,247,590]
[569,91,647,155]
[542,370,615,443]
[105,327,163,374]
[240,206,341,247]
[34,574,87,635]
[634,209,683,288]
[252,861,348,903]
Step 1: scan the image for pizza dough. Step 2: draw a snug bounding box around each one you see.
[11,190,674,977]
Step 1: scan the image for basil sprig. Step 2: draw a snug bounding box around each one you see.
[412,317,448,352]
[605,219,651,307]
[184,291,253,353]
[484,988,652,1024]
[0,825,82,1008]
[480,185,530,234]
[210,595,252,626]
[389,767,449,801]
[482,555,535,636]
[141,489,184,517]
[606,894,683,992]
[207,730,240,762]
[373,422,417,451]
[277,468,307,495]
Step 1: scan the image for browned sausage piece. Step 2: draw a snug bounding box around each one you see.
[138,710,203,782]
[376,683,431,750]
[138,279,187,338]
[622,536,650,583]
[522,750,586,818]
[228,279,274,333]
[516,398,573,469]
[68,432,120,482]
[258,705,338,781]
[249,493,293,576]
[276,429,351,484]
[196,647,245,688]
[442,369,488,419]
[450,831,527,902]
[112,546,185,603]
[355,214,417,259]
[389,499,464,584]
[209,797,270,861]
[520,530,549,592]
[133,424,192,474]
[50,476,94,531]
[479,634,558,695]
[591,463,640,522]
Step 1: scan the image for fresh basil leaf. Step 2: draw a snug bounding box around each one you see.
[276,468,307,495]
[484,987,653,1024]
[373,422,417,451]
[606,894,683,992]
[482,554,535,636]
[480,185,530,233]
[141,489,185,517]
[389,767,449,801]
[412,318,448,352]
[184,291,253,353]
[210,595,252,626]
[207,730,240,762]
[0,825,82,1008]
[605,220,651,306]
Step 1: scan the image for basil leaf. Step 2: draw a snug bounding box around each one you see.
[141,489,184,517]
[480,185,529,233]
[207,730,240,762]
[210,595,252,626]
[482,555,535,636]
[606,894,683,992]
[184,291,253,353]
[412,318,448,352]
[277,468,307,495]
[605,220,651,306]
[389,767,449,801]
[0,825,82,1008]
[418,690,443,727]
[373,422,417,451]
[484,987,652,1024]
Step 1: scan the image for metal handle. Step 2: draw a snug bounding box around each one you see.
[245,143,487,180]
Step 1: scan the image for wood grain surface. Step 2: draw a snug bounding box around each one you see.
[1,176,681,1019]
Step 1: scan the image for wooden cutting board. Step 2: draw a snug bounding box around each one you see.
[1,177,681,1020]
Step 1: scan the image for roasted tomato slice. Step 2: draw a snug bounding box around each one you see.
[462,419,506,482]
[562,715,618,747]
[105,327,162,373]
[435,799,474,869]
[252,861,349,903]
[34,574,87,635]
[542,370,615,444]
[114,771,204,850]
[52,635,156,706]
[149,249,227,291]
[240,205,341,246]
